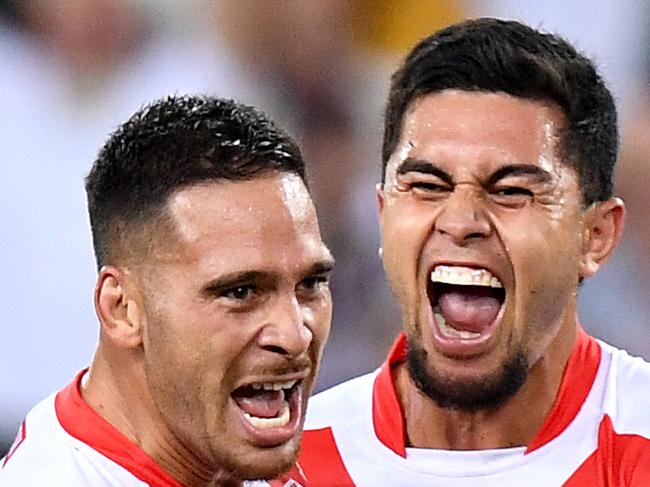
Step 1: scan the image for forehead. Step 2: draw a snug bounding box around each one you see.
[154,173,324,270]
[391,90,566,174]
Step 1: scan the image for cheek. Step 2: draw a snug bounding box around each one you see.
[498,203,583,273]
[143,327,209,425]
[309,295,333,348]
[144,303,235,386]
[381,204,434,290]
[504,216,583,318]
[540,216,582,269]
[146,325,210,388]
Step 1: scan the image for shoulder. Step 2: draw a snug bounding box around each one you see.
[0,394,88,485]
[0,394,146,487]
[599,341,650,438]
[288,372,380,487]
[305,369,379,430]
[593,342,650,484]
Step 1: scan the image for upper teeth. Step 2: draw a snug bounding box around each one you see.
[430,265,502,288]
[250,380,297,391]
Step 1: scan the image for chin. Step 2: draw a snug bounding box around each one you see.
[406,338,529,412]
[227,441,299,481]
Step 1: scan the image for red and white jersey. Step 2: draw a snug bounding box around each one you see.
[289,329,650,486]
[0,371,281,486]
[0,370,183,486]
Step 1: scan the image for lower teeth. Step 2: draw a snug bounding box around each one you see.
[435,312,481,340]
[243,401,290,429]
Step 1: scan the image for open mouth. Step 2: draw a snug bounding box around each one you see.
[231,379,302,433]
[428,265,506,343]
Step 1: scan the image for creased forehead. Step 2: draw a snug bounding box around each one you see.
[387,91,566,175]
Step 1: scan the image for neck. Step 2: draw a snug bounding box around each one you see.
[397,321,577,450]
[82,345,241,487]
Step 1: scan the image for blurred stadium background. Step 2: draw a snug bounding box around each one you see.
[1,0,648,456]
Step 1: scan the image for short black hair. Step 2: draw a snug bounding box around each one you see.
[383,17,618,205]
[86,95,306,268]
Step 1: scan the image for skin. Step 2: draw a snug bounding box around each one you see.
[378,90,625,450]
[84,173,333,486]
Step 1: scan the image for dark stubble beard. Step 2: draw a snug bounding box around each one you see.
[406,334,529,412]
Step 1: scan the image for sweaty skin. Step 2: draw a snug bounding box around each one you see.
[84,173,333,485]
[378,90,606,450]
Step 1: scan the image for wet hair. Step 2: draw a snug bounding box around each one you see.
[382,17,618,205]
[86,95,306,269]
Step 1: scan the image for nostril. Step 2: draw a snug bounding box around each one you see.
[262,344,289,355]
[437,227,487,242]
[466,231,487,240]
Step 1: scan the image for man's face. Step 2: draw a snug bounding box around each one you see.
[135,173,333,479]
[379,90,588,410]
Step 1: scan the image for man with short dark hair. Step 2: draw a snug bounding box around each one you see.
[286,18,650,486]
[0,95,334,486]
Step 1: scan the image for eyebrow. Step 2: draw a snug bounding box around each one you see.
[396,158,554,186]
[486,164,553,187]
[200,257,336,297]
[306,258,336,277]
[396,158,453,185]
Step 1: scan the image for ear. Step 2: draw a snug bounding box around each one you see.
[94,265,144,348]
[376,182,385,215]
[580,197,625,278]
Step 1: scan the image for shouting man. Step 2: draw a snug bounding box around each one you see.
[288,18,650,486]
[1,96,334,486]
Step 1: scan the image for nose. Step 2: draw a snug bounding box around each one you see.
[435,184,492,244]
[257,294,313,357]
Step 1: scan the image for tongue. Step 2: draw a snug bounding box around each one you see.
[233,389,286,419]
[438,286,501,333]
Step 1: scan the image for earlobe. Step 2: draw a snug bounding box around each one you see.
[95,266,143,348]
[580,198,625,278]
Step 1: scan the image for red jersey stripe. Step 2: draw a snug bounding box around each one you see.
[55,370,183,487]
[296,428,355,486]
[527,328,601,453]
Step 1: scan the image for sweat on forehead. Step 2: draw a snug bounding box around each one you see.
[386,91,566,180]
[84,95,307,269]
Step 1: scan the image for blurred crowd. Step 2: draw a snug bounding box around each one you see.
[1,0,648,455]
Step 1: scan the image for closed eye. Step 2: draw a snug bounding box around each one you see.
[399,177,452,199]
[493,187,534,197]
[411,181,450,192]
[489,186,534,208]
